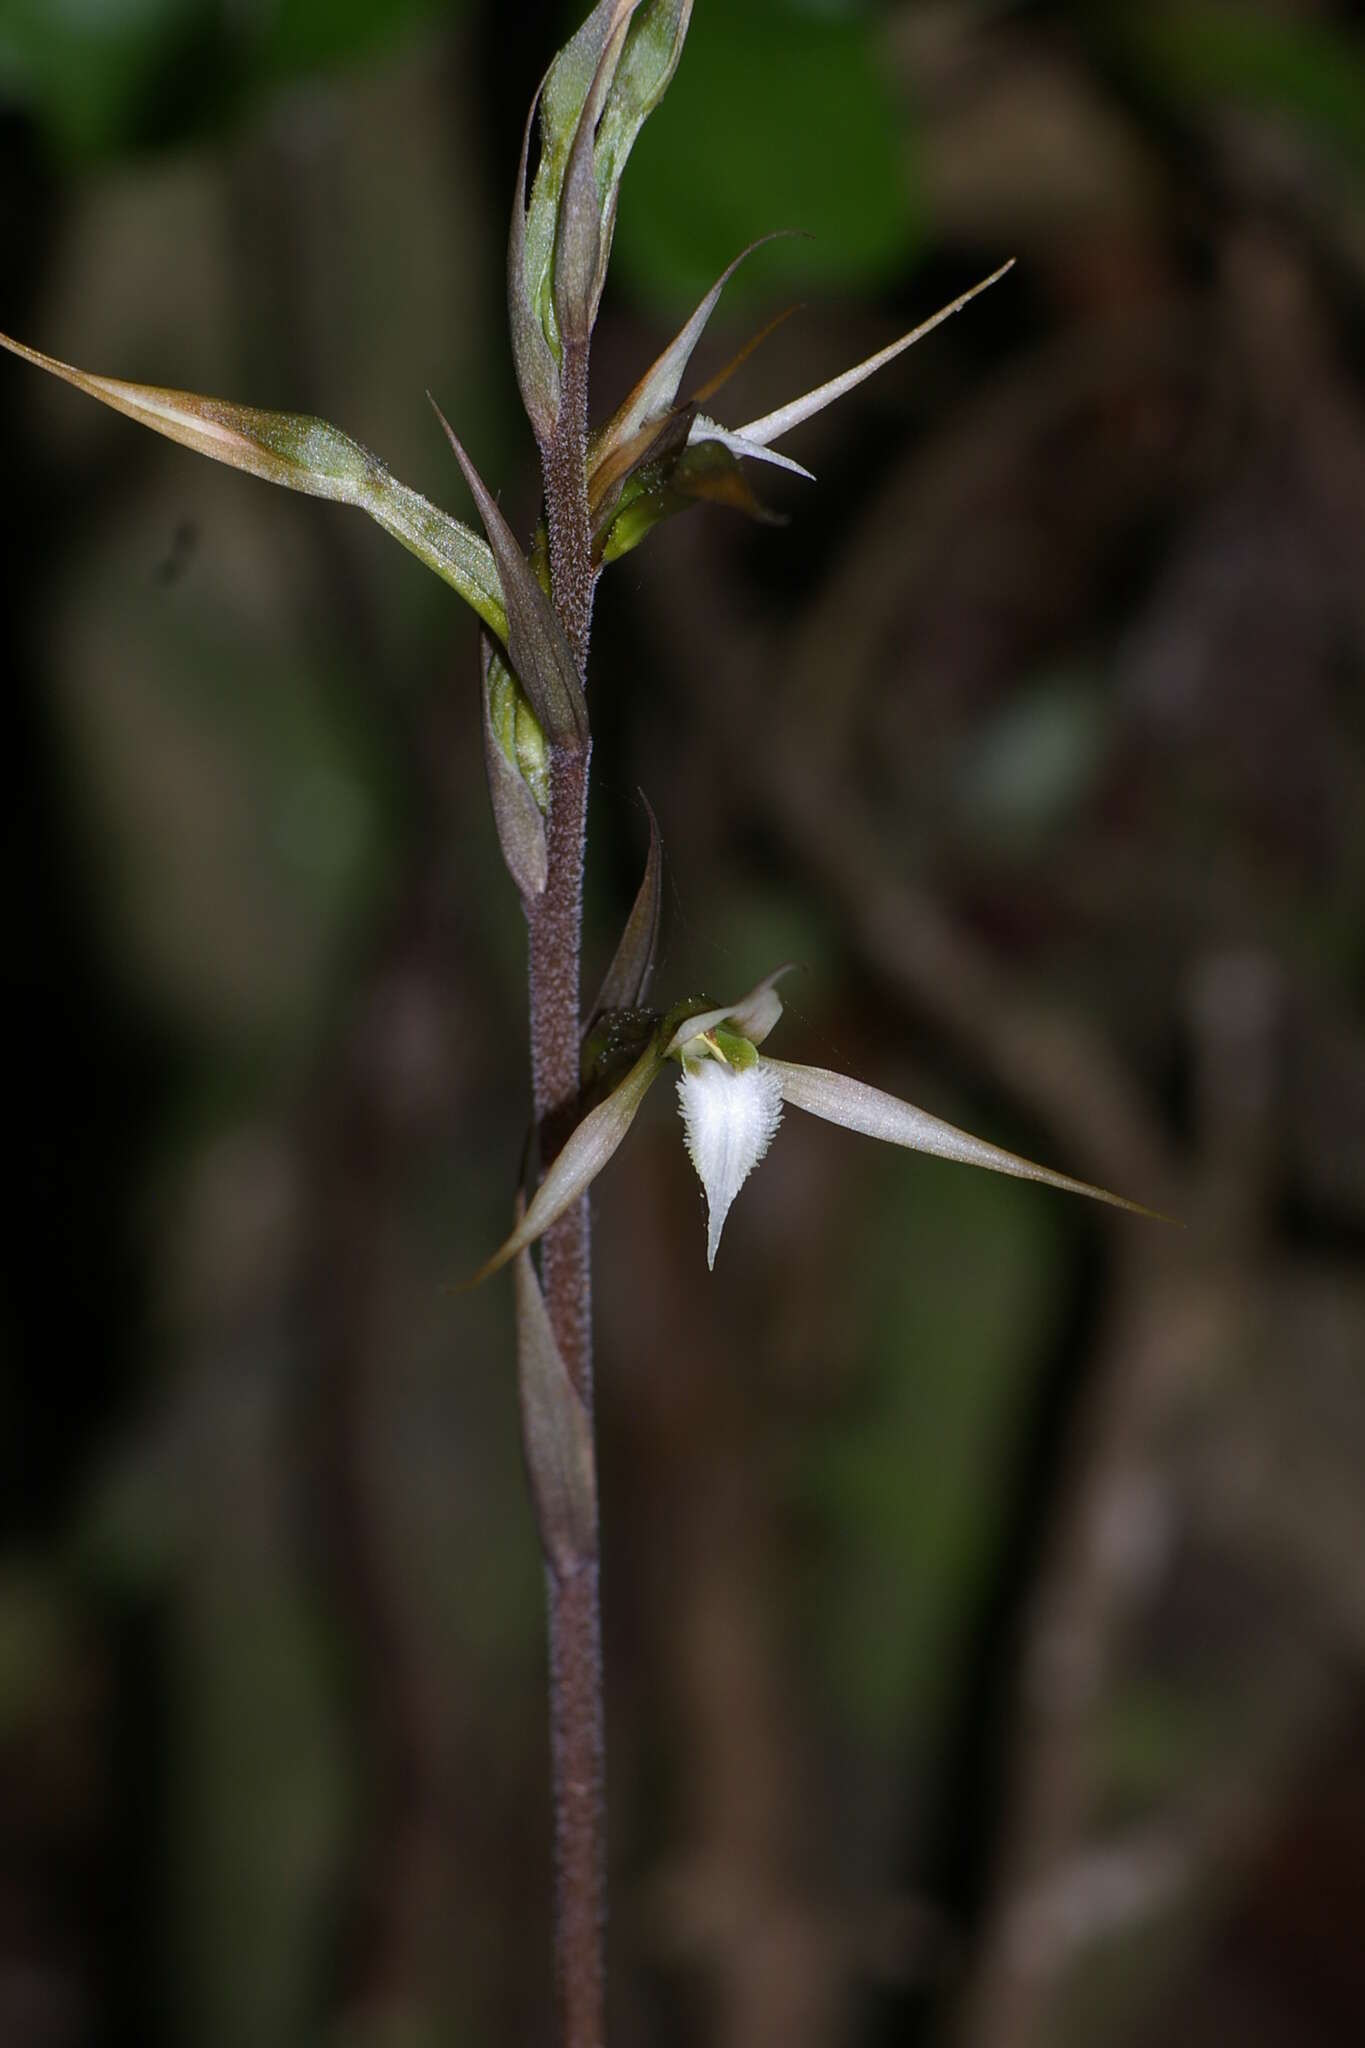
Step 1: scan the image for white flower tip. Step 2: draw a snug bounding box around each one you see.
[677,1057,784,1267]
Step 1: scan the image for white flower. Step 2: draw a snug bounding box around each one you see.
[469,968,1165,1286]
[676,1053,784,1268]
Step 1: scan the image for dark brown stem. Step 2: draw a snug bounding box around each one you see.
[546,1560,605,2047]
[543,341,595,675]
[529,333,603,2048]
[529,745,595,1402]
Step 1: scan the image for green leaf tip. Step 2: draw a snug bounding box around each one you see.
[0,330,507,638]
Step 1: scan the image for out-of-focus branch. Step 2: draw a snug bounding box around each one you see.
[302,875,457,2034]
[954,939,1284,2048]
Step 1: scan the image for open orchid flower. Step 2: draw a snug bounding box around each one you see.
[470,968,1166,1284]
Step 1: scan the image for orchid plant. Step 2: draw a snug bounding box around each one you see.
[1,4,1161,2042]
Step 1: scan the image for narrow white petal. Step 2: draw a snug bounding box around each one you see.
[685,413,815,481]
[764,1058,1167,1220]
[677,1059,785,1268]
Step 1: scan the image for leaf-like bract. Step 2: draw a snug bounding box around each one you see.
[510,0,693,432]
[468,1044,665,1285]
[0,332,507,636]
[585,795,663,1032]
[431,399,589,747]
[515,1238,597,1570]
[482,635,549,901]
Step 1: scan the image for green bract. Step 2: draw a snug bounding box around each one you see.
[0,332,507,637]
[510,0,694,443]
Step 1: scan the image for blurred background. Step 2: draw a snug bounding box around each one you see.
[3,2,1365,2044]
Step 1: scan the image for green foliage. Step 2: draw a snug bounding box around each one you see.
[261,0,447,80]
[610,0,922,309]
[0,0,454,161]
[1119,2,1365,178]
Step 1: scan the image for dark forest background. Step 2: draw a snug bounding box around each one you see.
[3,2,1365,2044]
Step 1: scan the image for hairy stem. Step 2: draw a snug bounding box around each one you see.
[544,341,595,675]
[529,747,594,1401]
[530,333,603,2048]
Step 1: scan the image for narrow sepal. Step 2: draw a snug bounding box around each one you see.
[466,1044,665,1286]
[584,794,663,1032]
[0,332,507,636]
[764,1058,1170,1220]
[515,1234,597,1572]
[688,302,802,411]
[735,261,1015,450]
[481,635,548,901]
[589,296,798,540]
[590,233,792,481]
[430,399,589,748]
